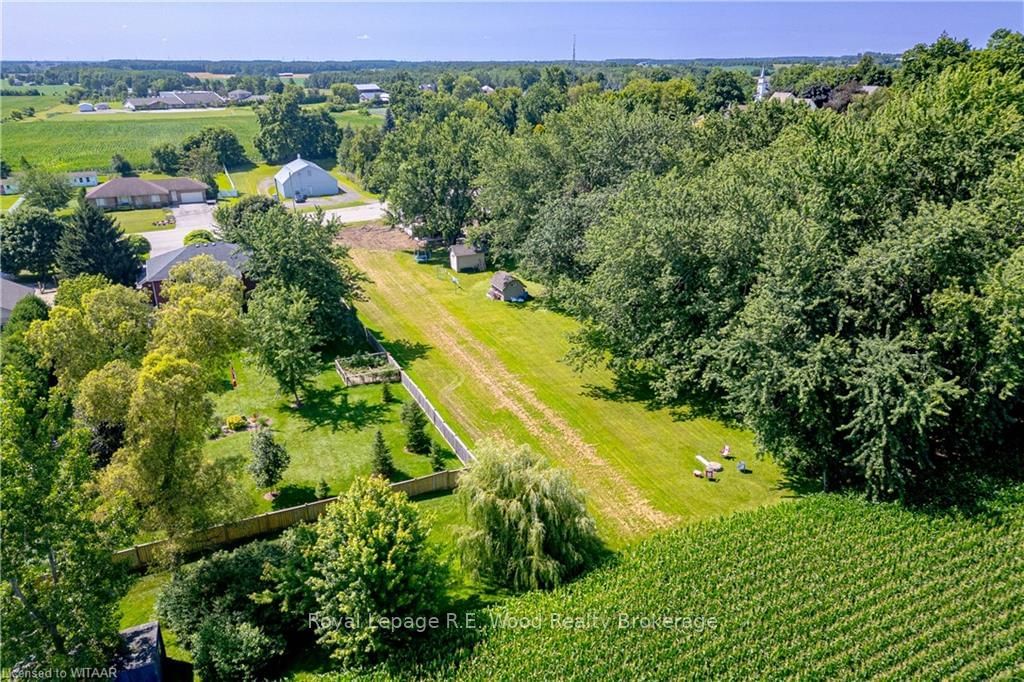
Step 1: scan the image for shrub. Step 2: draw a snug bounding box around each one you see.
[247,428,290,489]
[308,476,447,663]
[207,415,224,439]
[183,229,216,245]
[3,295,49,334]
[192,614,283,682]
[381,381,393,403]
[401,400,430,454]
[315,478,330,499]
[225,414,247,431]
[370,430,393,478]
[456,439,600,591]
[125,234,151,258]
[429,441,447,473]
[157,541,295,680]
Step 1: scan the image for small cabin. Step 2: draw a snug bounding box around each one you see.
[488,271,528,303]
[449,244,485,273]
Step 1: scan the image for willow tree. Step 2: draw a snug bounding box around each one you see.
[455,439,600,591]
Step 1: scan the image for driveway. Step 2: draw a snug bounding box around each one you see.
[320,201,386,224]
[137,204,215,256]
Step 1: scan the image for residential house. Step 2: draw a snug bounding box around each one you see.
[488,271,528,302]
[110,622,165,682]
[768,91,817,108]
[124,90,225,111]
[1,275,39,326]
[85,176,208,209]
[138,242,250,305]
[68,171,99,188]
[355,83,388,103]
[274,156,339,199]
[449,244,485,273]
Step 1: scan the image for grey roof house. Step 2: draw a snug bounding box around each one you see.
[138,242,250,305]
[124,90,224,110]
[86,176,209,209]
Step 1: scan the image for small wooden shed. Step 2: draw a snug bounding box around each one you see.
[488,271,528,302]
[449,244,485,272]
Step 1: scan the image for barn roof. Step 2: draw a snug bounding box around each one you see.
[274,156,329,185]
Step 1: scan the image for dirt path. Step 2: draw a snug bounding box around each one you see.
[351,249,673,539]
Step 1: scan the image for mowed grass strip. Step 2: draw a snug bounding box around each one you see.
[1,107,382,171]
[350,249,787,545]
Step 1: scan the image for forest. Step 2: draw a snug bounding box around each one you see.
[358,30,1024,500]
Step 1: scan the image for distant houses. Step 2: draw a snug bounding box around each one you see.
[355,83,390,103]
[449,244,485,273]
[227,89,270,104]
[86,176,209,209]
[139,242,250,305]
[124,90,225,111]
[768,91,817,108]
[1,171,98,195]
[273,156,339,199]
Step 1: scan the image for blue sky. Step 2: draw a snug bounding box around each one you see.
[2,2,1021,62]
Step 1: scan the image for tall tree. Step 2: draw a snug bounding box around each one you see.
[150,142,181,174]
[20,167,71,211]
[400,400,430,454]
[181,126,247,167]
[56,200,141,285]
[455,439,599,591]
[248,428,290,489]
[254,90,340,163]
[244,284,321,406]
[0,206,64,278]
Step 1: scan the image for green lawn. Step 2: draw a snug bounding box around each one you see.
[1,194,21,210]
[350,249,787,546]
[0,107,382,172]
[106,208,176,234]
[205,358,462,516]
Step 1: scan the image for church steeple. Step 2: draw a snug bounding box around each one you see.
[755,65,770,102]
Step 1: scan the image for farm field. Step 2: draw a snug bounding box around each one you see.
[0,107,382,171]
[452,488,1024,680]
[204,357,462,517]
[350,249,787,546]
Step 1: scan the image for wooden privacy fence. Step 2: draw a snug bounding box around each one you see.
[114,469,464,569]
[361,326,476,465]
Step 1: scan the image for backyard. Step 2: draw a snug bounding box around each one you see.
[349,248,788,546]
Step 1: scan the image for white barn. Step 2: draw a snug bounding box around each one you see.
[273,156,339,200]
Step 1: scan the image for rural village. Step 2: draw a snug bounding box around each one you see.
[1,4,1023,681]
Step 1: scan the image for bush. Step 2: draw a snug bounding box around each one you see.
[225,414,247,431]
[183,229,216,245]
[381,381,393,403]
[308,476,447,663]
[401,400,431,454]
[157,541,295,680]
[207,415,224,439]
[125,234,151,258]
[315,478,330,499]
[3,295,49,334]
[456,439,600,591]
[192,614,284,682]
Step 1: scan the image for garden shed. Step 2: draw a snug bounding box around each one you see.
[449,243,485,272]
[112,621,165,682]
[488,271,528,302]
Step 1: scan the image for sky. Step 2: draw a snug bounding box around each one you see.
[2,2,1022,62]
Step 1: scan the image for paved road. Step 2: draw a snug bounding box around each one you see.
[138,204,216,256]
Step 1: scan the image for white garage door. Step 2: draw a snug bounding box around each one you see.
[179,191,205,204]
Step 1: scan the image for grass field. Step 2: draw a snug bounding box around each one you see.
[451,487,1024,680]
[107,208,176,234]
[0,107,382,172]
[1,81,71,119]
[205,357,461,516]
[1,195,20,211]
[350,249,786,546]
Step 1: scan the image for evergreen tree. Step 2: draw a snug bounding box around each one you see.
[400,400,431,454]
[370,430,393,478]
[56,201,141,285]
[383,107,396,133]
[381,381,394,403]
[315,478,330,499]
[429,440,446,473]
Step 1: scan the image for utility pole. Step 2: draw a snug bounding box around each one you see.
[572,34,576,67]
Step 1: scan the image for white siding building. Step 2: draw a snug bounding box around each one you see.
[273,156,339,199]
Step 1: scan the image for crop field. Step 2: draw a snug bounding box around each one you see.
[350,249,786,546]
[0,107,382,171]
[450,488,1024,680]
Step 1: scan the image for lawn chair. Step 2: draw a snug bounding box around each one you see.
[737,460,747,473]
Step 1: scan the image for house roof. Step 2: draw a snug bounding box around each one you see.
[274,156,329,184]
[87,176,168,199]
[112,622,163,675]
[450,243,481,257]
[490,271,522,290]
[355,83,382,92]
[1,275,37,314]
[86,176,207,199]
[228,89,252,98]
[139,242,250,285]
[68,171,97,179]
